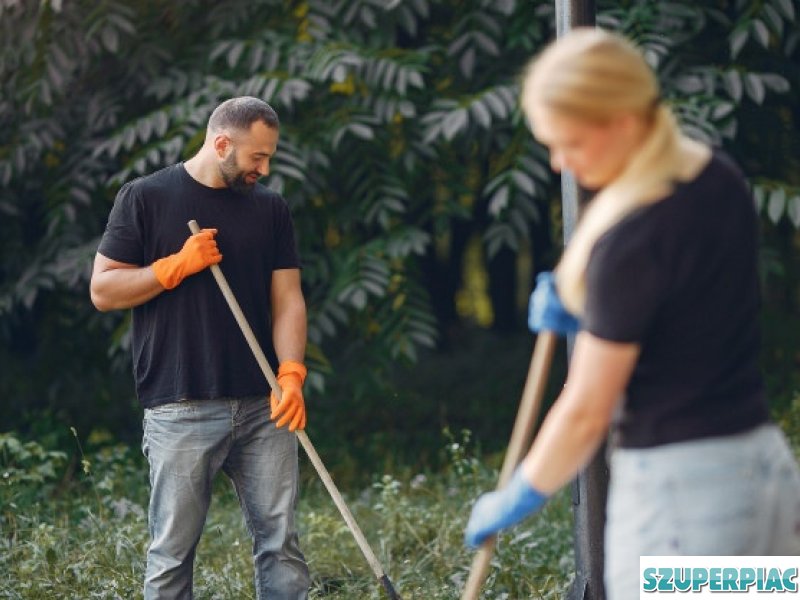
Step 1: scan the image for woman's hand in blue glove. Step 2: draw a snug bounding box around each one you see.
[464,467,548,548]
[528,271,580,335]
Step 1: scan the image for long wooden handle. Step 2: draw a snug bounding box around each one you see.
[460,331,557,600]
[188,220,401,600]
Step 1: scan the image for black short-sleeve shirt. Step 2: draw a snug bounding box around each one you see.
[97,163,301,408]
[583,151,769,448]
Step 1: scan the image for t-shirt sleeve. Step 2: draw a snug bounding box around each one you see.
[582,226,667,343]
[272,197,301,270]
[97,182,145,265]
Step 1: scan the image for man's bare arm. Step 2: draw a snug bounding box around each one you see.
[271,268,307,363]
[89,253,165,311]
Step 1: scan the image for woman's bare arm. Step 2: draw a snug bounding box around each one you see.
[521,331,639,493]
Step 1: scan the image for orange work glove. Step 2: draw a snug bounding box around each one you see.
[151,229,222,290]
[270,360,307,432]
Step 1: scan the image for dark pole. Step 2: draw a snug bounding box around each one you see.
[553,3,608,600]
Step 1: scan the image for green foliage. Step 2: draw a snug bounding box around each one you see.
[0,434,148,598]
[0,428,574,599]
[0,433,67,494]
[1,0,799,436]
[754,182,800,228]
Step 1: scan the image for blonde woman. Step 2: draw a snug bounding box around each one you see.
[464,28,800,599]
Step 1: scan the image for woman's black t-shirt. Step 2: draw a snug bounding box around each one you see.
[583,151,770,448]
[97,163,301,408]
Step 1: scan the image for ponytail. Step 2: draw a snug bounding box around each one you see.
[555,105,684,315]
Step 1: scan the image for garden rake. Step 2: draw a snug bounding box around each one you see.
[188,220,401,600]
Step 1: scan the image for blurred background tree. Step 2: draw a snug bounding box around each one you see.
[1,0,798,474]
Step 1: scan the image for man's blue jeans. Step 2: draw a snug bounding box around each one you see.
[141,397,310,599]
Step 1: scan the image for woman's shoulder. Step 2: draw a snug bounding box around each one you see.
[693,146,749,190]
[677,148,753,222]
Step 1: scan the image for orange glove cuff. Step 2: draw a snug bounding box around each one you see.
[277,360,307,385]
[271,360,307,431]
[152,255,183,290]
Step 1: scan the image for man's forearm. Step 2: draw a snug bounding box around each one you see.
[272,301,307,363]
[90,266,164,311]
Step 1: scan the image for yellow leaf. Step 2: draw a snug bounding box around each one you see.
[292,2,308,18]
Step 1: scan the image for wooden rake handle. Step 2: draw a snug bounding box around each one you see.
[188,220,401,600]
[460,331,557,600]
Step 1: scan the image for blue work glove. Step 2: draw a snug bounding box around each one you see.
[528,271,580,334]
[464,467,548,548]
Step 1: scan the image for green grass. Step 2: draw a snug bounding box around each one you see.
[0,431,574,599]
[3,396,800,599]
[3,323,798,599]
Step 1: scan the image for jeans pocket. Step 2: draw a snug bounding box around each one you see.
[144,402,202,437]
[142,402,202,458]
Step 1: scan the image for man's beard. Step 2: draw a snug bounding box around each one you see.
[219,150,257,195]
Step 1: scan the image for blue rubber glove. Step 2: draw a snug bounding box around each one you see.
[528,271,580,334]
[464,467,548,548]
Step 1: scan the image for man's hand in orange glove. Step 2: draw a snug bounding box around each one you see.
[270,360,307,432]
[151,229,222,290]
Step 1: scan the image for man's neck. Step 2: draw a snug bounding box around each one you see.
[184,151,225,188]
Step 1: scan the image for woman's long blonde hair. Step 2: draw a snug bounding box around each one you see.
[520,28,691,315]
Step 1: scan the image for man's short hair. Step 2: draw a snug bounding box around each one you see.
[207,96,280,134]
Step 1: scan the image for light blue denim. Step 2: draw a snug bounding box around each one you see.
[605,424,800,600]
[141,397,309,600]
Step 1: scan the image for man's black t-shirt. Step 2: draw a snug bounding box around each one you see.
[97,164,301,408]
[583,151,770,448]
